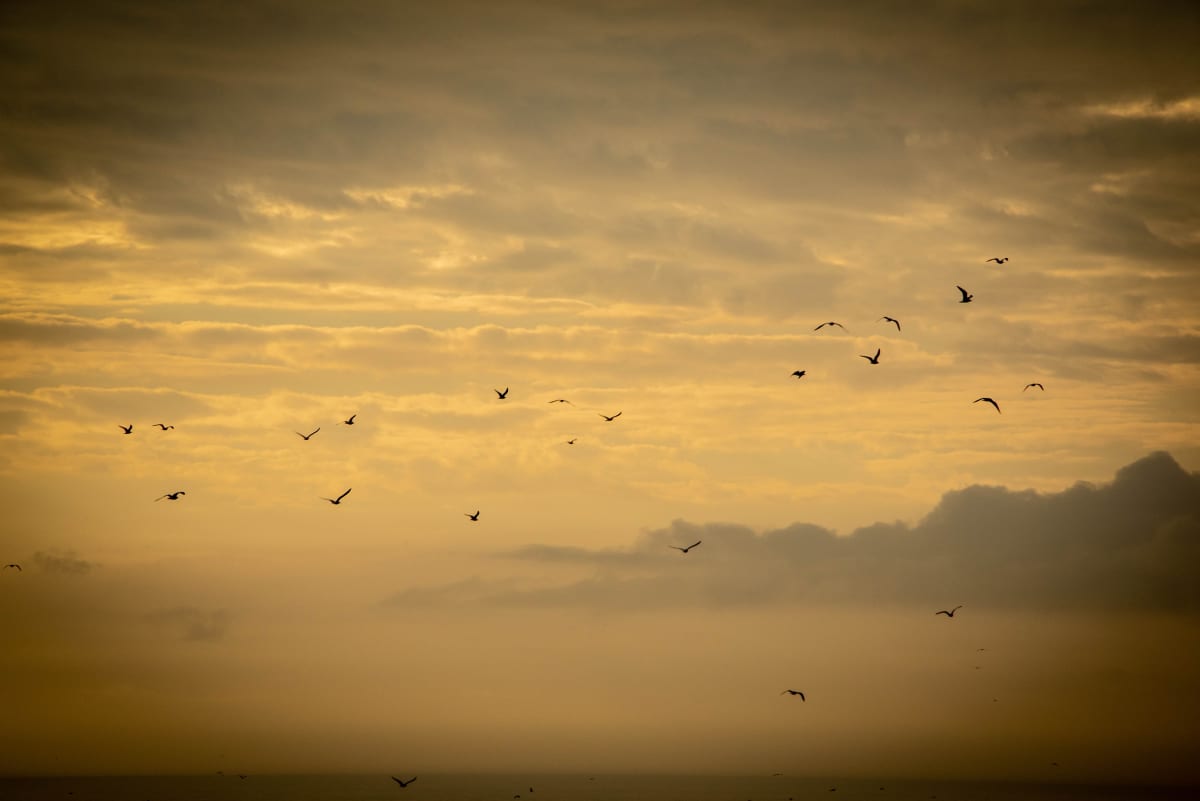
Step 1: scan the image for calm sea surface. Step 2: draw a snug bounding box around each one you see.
[0,774,1193,801]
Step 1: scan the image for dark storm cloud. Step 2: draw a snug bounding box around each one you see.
[385,452,1200,613]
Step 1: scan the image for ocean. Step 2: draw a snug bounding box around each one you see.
[0,774,1194,801]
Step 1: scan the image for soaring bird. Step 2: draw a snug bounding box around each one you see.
[670,540,702,553]
[548,399,573,405]
[957,285,974,303]
[814,321,846,331]
[1023,383,1044,392]
[323,488,352,505]
[154,423,175,430]
[565,438,577,445]
[3,564,20,571]
[392,776,417,788]
[495,387,509,399]
[974,397,1002,414]
[343,414,357,425]
[860,348,880,364]
[985,257,1009,264]
[119,424,133,434]
[878,316,901,332]
[781,690,806,700]
[599,412,622,421]
[936,606,963,617]
[465,510,480,521]
[155,491,186,501]
[296,428,320,441]
[791,370,806,379]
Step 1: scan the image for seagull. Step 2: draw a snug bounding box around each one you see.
[296,427,320,441]
[974,397,1002,414]
[670,540,702,553]
[814,321,846,331]
[3,564,20,571]
[791,370,806,379]
[465,510,480,521]
[599,412,622,421]
[985,257,1009,264]
[392,776,417,788]
[957,285,974,303]
[154,423,175,430]
[495,387,509,399]
[1023,383,1044,392]
[322,488,352,505]
[119,424,133,434]
[155,491,186,501]
[860,348,880,364]
[935,606,963,617]
[565,438,577,445]
[878,316,901,332]
[343,414,357,425]
[548,399,573,405]
[781,690,806,700]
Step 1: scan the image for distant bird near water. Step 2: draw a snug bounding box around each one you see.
[119,424,133,434]
[392,776,417,788]
[974,397,1002,414]
[985,257,1009,264]
[791,370,806,378]
[1023,383,1044,392]
[599,412,622,421]
[343,414,357,425]
[814,321,846,332]
[956,285,974,303]
[155,491,186,501]
[878,316,901,331]
[860,348,881,364]
[154,423,174,430]
[3,564,20,571]
[670,540,702,553]
[936,606,963,617]
[296,428,320,440]
[323,488,352,505]
[465,510,480,521]
[781,689,806,700]
[495,387,509,399]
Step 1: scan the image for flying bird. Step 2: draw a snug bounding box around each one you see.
[155,491,186,501]
[878,316,901,331]
[495,387,509,399]
[599,412,622,421]
[985,257,1009,264]
[791,370,806,379]
[323,488,352,505]
[670,540,702,553]
[814,321,846,331]
[3,564,20,571]
[392,776,417,788]
[154,423,175,430]
[343,414,357,425]
[956,285,974,303]
[1023,383,1044,392]
[974,397,1002,414]
[860,348,880,364]
[548,399,573,405]
[565,438,577,445]
[119,424,133,434]
[296,428,320,440]
[936,606,963,617]
[781,690,806,700]
[465,510,480,521]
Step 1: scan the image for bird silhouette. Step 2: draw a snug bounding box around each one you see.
[343,414,357,425]
[548,399,573,405]
[296,428,320,441]
[465,510,480,521]
[878,316,901,332]
[392,776,417,788]
[860,348,880,364]
[495,387,509,399]
[935,606,963,617]
[781,690,806,700]
[3,564,20,571]
[814,321,846,332]
[957,285,974,303]
[154,423,175,430]
[119,424,133,434]
[599,412,622,421]
[670,540,702,553]
[791,370,806,379]
[155,491,186,501]
[323,488,352,505]
[974,397,1002,414]
[565,438,577,445]
[985,257,1009,264]
[1023,383,1044,392]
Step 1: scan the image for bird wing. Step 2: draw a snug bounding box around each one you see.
[154,495,166,501]
[813,323,826,330]
[336,488,352,501]
[688,540,702,549]
[957,285,969,299]
[612,411,622,419]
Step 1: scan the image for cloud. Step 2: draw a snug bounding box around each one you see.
[385,452,1200,613]
[32,549,95,575]
[147,606,233,642]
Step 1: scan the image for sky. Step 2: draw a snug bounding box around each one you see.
[1,0,1199,785]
